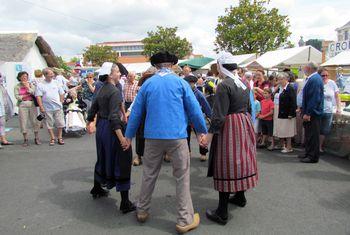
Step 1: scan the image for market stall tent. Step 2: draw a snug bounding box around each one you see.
[178,57,214,69]
[0,32,58,108]
[202,53,257,70]
[321,51,350,66]
[245,46,322,69]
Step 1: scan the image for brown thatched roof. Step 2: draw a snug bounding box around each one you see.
[35,35,59,67]
[0,32,58,67]
[0,33,36,61]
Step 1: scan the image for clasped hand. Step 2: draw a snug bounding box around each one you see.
[197,133,213,148]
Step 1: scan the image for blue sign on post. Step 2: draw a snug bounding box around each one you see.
[15,64,23,72]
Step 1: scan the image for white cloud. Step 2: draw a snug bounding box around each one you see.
[1,0,349,58]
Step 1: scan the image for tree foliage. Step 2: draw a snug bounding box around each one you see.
[70,57,80,63]
[142,26,193,59]
[305,39,323,52]
[83,45,118,66]
[56,56,71,72]
[215,0,291,54]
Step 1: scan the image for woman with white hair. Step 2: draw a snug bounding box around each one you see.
[204,52,258,225]
[275,72,297,153]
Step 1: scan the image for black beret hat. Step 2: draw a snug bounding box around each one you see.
[222,63,238,71]
[150,51,178,66]
[184,75,198,83]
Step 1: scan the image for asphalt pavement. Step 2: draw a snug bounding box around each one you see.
[0,118,349,235]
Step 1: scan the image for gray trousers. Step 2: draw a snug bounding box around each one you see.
[137,139,194,226]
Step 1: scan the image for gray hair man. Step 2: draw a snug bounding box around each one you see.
[35,68,65,146]
[300,62,324,163]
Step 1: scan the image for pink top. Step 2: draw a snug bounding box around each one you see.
[19,86,33,101]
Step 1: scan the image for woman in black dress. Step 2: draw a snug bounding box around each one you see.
[204,53,258,225]
[86,62,135,214]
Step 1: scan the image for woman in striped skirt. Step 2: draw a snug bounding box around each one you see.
[204,52,258,225]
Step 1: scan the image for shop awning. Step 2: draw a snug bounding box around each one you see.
[178,57,214,69]
[245,46,322,69]
[321,51,350,67]
[202,53,257,70]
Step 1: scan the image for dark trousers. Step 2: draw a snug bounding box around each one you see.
[187,125,208,155]
[303,116,321,161]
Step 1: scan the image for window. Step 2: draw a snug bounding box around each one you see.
[345,31,349,40]
[120,51,143,57]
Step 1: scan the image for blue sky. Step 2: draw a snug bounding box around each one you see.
[1,0,349,58]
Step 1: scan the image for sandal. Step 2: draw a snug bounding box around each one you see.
[49,139,55,146]
[57,138,65,145]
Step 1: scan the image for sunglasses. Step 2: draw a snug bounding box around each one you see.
[321,74,328,77]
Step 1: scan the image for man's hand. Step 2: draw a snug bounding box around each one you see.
[303,114,311,122]
[39,106,45,113]
[197,134,207,148]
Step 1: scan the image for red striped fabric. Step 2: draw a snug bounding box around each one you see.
[213,113,258,193]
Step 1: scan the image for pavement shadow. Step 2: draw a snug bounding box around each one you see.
[319,154,350,172]
[256,150,301,164]
[157,162,244,225]
[296,170,350,182]
[319,190,350,215]
[38,166,233,233]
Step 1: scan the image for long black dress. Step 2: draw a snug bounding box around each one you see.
[87,82,132,191]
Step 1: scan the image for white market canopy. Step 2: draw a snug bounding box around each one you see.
[245,46,322,69]
[202,53,257,70]
[321,50,350,67]
[124,62,152,74]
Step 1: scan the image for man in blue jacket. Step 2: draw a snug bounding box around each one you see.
[125,52,207,233]
[300,62,324,163]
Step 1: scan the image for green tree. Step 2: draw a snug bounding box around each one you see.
[305,39,323,52]
[215,0,291,54]
[83,45,118,66]
[142,26,193,59]
[70,57,80,63]
[56,56,71,72]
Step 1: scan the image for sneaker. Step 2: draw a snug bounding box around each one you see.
[281,148,293,153]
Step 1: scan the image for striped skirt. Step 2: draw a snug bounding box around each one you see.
[211,113,258,193]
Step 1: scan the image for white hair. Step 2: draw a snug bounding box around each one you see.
[277,72,289,80]
[307,61,318,72]
[245,71,253,78]
[42,68,53,77]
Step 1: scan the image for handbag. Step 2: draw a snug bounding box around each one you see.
[31,94,39,107]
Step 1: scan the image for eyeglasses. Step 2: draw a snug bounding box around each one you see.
[321,74,329,78]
